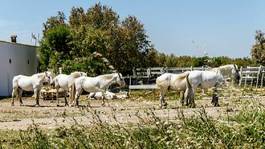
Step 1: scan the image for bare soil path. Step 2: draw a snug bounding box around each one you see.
[0,89,264,130]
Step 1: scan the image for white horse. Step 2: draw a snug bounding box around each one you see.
[156,70,225,108]
[73,73,125,106]
[12,71,53,106]
[156,72,190,108]
[186,70,225,107]
[52,71,87,106]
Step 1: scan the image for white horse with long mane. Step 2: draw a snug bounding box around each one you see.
[52,71,87,106]
[73,73,125,106]
[12,71,53,106]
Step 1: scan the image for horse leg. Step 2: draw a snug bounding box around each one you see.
[56,88,60,107]
[180,91,185,106]
[34,88,40,106]
[68,86,72,106]
[101,90,109,106]
[101,92,106,106]
[185,87,195,108]
[159,88,167,109]
[211,87,220,107]
[64,90,69,106]
[11,88,17,106]
[74,88,82,107]
[19,89,23,106]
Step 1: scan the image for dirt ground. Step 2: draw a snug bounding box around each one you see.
[0,88,264,130]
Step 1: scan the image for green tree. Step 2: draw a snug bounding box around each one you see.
[251,30,265,65]
[38,3,155,75]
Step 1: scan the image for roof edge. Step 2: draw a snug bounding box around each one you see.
[0,40,38,48]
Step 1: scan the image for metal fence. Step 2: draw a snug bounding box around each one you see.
[126,65,265,90]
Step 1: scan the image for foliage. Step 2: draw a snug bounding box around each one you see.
[62,57,111,76]
[251,30,265,65]
[38,3,153,75]
[38,3,257,75]
[150,51,254,68]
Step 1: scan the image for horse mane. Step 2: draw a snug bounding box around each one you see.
[33,72,46,79]
[97,73,117,80]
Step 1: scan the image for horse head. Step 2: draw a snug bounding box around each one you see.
[45,71,53,84]
[115,73,126,87]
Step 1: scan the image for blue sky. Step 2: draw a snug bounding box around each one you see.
[0,0,265,57]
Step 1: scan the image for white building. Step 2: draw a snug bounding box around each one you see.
[0,40,38,96]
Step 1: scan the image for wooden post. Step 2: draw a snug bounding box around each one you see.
[133,68,136,77]
[256,65,262,88]
[260,70,265,88]
[239,66,243,87]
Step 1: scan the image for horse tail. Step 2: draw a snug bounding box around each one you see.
[71,80,76,103]
[185,73,195,107]
[185,73,192,89]
[12,76,20,89]
[12,76,20,98]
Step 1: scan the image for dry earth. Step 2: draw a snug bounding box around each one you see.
[0,88,264,130]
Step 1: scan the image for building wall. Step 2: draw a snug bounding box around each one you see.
[0,41,37,96]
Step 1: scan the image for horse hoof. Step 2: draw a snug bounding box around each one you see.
[160,106,166,109]
[11,103,14,106]
[186,102,196,108]
[211,101,220,107]
[160,103,168,109]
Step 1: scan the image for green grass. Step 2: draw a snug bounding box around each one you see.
[0,103,264,148]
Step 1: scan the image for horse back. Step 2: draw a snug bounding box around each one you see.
[156,73,188,91]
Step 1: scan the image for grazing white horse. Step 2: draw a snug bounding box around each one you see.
[52,71,87,106]
[12,72,53,106]
[73,73,125,106]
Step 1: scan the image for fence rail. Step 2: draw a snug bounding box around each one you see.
[126,65,265,90]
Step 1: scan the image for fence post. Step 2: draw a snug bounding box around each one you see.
[132,68,136,77]
[239,66,243,86]
[260,67,265,88]
[256,65,262,88]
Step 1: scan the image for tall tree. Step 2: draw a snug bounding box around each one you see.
[38,3,157,75]
[251,30,265,65]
